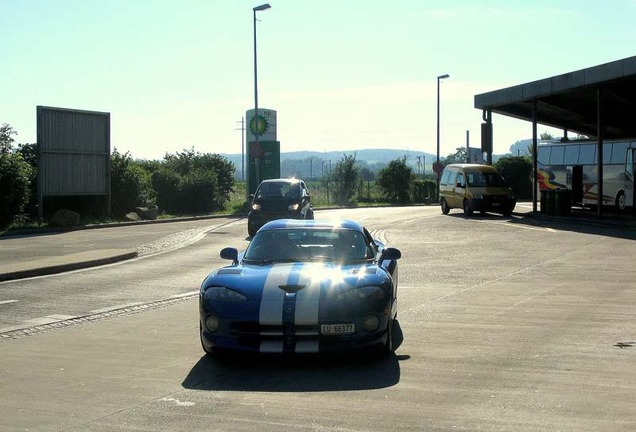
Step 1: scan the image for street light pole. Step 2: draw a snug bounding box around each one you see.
[436,73,450,200]
[252,3,271,189]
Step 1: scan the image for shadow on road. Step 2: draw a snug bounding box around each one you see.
[445,207,636,240]
[182,321,406,392]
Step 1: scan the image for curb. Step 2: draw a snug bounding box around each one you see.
[0,250,138,282]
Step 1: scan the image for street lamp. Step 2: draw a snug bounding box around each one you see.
[436,73,450,200]
[252,3,271,187]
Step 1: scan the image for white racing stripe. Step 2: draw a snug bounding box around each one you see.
[294,267,321,325]
[258,263,325,353]
[258,264,290,325]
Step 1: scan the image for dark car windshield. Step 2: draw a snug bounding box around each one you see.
[243,228,373,264]
[255,182,300,200]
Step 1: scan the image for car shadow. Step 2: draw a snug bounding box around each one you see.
[182,321,405,392]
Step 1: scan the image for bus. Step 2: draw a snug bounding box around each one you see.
[537,139,636,211]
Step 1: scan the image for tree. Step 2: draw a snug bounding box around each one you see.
[494,156,533,199]
[0,154,33,227]
[377,157,413,203]
[0,123,17,154]
[443,147,467,166]
[329,154,359,205]
[540,132,554,140]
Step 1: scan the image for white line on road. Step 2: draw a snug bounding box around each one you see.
[0,300,18,305]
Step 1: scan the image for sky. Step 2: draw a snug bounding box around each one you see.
[2,0,636,161]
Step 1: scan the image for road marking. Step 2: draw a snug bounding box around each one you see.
[0,300,18,305]
[24,315,77,325]
[472,218,556,232]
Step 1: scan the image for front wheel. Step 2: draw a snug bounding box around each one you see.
[305,207,315,220]
[440,198,450,215]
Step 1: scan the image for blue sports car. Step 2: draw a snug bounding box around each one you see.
[199,219,401,356]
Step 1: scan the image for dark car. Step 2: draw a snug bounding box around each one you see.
[247,178,314,236]
[199,219,402,356]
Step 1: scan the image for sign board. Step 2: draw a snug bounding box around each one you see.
[468,147,485,163]
[432,162,445,174]
[36,106,111,219]
[247,140,281,194]
[246,109,277,142]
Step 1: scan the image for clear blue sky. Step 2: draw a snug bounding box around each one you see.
[2,0,635,160]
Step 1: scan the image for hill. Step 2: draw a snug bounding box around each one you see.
[221,148,511,180]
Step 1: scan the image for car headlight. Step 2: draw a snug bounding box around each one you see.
[288,203,300,211]
[337,286,386,301]
[473,194,483,199]
[203,287,247,303]
[252,203,261,211]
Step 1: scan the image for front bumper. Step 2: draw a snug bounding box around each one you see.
[200,316,389,355]
[467,196,516,213]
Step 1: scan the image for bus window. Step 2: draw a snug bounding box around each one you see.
[579,144,596,165]
[611,141,629,164]
[550,146,565,165]
[603,143,613,164]
[564,145,580,165]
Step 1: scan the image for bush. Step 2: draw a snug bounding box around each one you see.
[111,149,155,218]
[0,153,33,228]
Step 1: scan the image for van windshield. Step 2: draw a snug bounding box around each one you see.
[467,172,507,187]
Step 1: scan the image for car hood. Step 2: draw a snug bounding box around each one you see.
[203,261,389,294]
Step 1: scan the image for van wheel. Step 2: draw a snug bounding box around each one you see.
[463,200,473,217]
[440,199,450,214]
[616,191,627,211]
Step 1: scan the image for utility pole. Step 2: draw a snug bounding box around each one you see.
[235,118,245,180]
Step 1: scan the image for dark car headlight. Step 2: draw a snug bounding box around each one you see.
[203,287,247,303]
[251,203,261,211]
[288,203,300,211]
[337,286,386,301]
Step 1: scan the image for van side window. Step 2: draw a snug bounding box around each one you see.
[440,170,451,186]
[448,171,458,186]
[457,173,465,187]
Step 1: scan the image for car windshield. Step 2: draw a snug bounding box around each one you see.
[255,182,300,200]
[467,172,507,187]
[243,228,373,264]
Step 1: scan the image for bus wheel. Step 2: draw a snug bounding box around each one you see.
[616,191,627,211]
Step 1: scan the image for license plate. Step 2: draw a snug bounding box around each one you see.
[321,323,355,335]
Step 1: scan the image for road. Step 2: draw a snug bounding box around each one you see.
[1,206,635,431]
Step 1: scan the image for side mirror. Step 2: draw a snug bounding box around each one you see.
[248,194,255,201]
[456,182,462,188]
[379,247,401,264]
[220,247,239,263]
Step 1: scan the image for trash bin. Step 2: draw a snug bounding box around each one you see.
[540,189,556,215]
[553,189,572,216]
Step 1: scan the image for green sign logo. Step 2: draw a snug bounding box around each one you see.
[249,114,268,137]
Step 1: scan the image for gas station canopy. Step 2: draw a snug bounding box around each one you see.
[474,56,636,140]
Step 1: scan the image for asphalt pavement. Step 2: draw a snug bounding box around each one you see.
[0,204,633,282]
